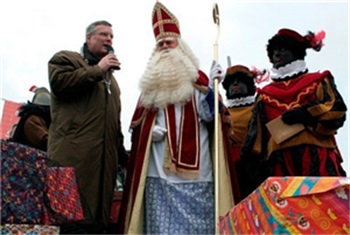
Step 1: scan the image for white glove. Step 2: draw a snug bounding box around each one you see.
[152,125,167,142]
[209,61,225,88]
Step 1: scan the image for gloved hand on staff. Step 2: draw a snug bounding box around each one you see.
[209,60,225,89]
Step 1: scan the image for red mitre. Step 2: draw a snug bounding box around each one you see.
[152,1,181,41]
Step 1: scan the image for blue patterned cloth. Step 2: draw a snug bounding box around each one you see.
[143,177,214,235]
[1,140,48,224]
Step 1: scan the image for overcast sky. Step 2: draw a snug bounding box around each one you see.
[1,0,349,173]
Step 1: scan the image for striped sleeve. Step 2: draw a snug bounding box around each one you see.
[306,76,347,135]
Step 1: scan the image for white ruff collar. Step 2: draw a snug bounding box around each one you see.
[225,95,255,108]
[271,60,307,80]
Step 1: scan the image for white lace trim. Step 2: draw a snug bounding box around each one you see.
[271,60,307,80]
[225,95,255,107]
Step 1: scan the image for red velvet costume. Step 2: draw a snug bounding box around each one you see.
[241,69,347,180]
[241,29,347,187]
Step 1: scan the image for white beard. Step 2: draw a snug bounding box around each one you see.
[139,39,200,108]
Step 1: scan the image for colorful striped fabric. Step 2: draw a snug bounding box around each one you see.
[219,177,350,234]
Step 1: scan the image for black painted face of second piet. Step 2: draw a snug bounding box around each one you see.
[272,47,298,69]
[226,77,248,99]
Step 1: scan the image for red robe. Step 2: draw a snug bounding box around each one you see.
[118,71,235,234]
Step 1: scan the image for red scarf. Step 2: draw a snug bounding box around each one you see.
[164,95,200,178]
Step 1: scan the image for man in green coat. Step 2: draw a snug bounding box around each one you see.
[48,20,128,234]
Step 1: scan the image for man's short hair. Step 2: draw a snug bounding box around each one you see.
[86,20,112,36]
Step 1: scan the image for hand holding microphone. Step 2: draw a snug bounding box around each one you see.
[106,45,121,70]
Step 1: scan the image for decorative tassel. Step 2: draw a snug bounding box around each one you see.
[304,30,326,51]
[251,66,271,85]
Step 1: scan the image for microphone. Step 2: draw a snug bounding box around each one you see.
[106,45,120,70]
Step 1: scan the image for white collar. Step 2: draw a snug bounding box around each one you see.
[271,60,307,80]
[225,95,255,108]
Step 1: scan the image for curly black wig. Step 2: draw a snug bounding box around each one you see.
[267,34,307,63]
